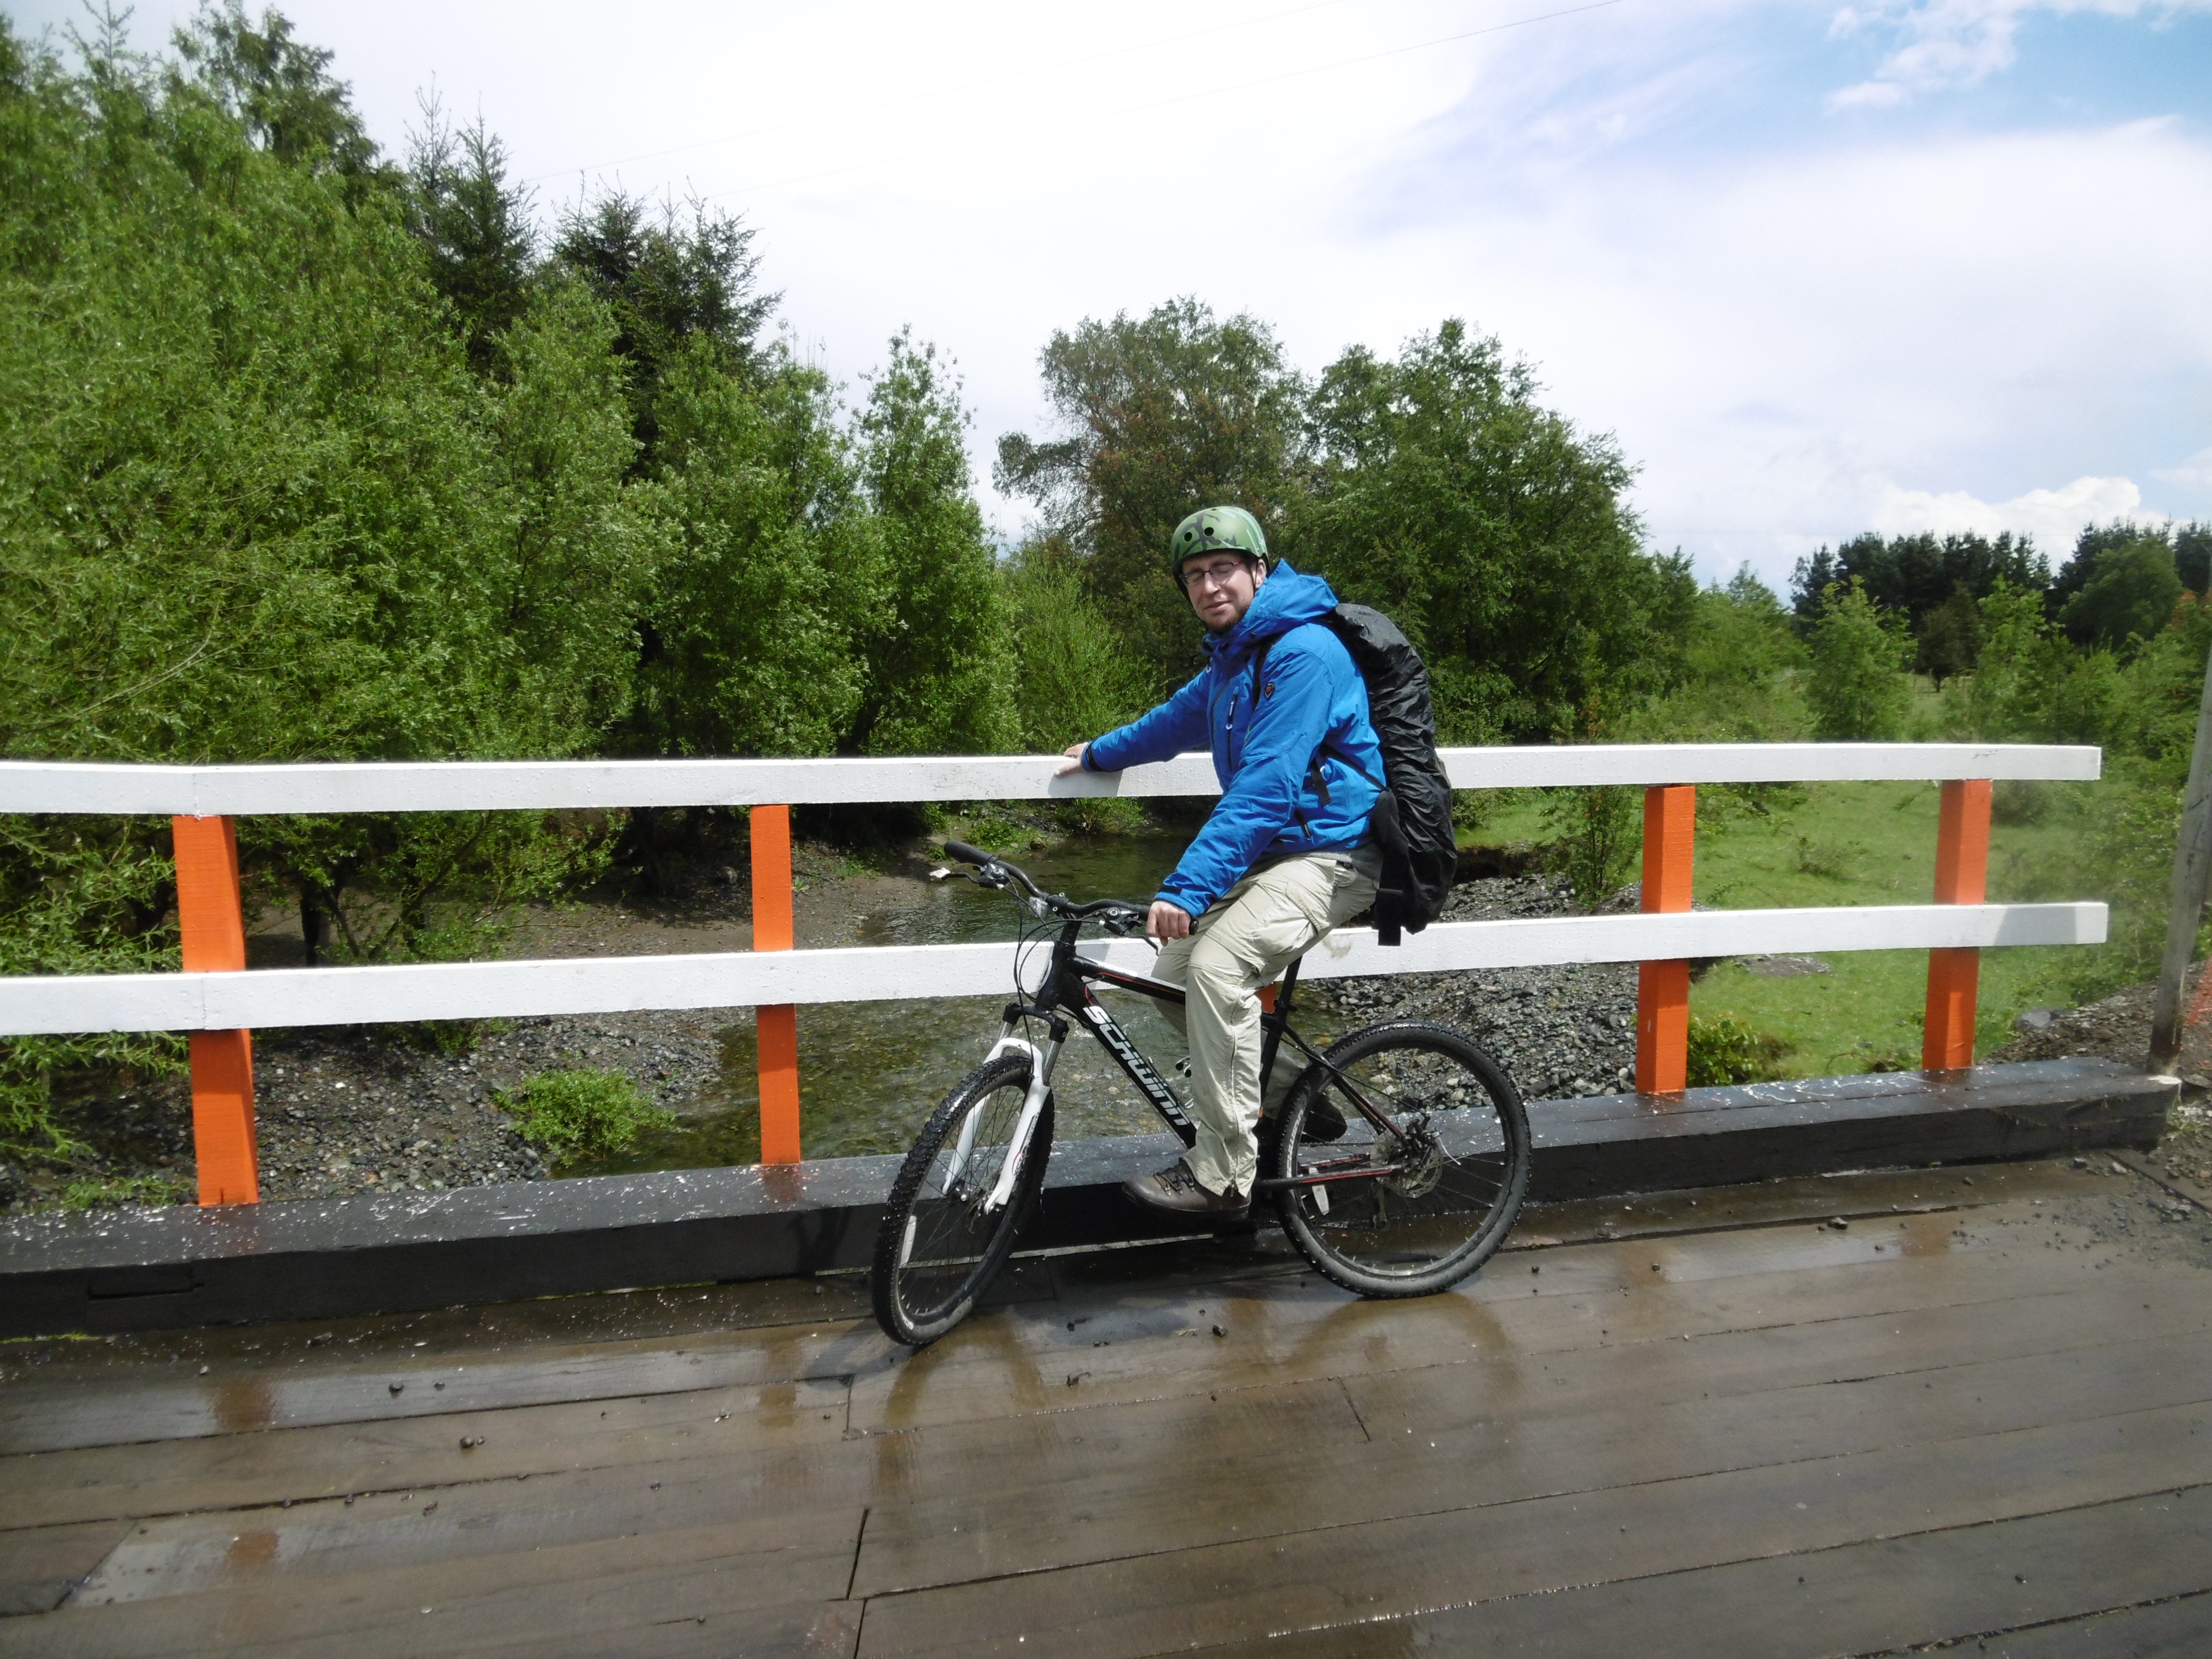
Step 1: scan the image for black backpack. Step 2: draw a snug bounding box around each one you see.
[1250,604,1457,946]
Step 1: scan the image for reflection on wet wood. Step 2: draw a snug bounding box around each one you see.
[1,1159,2207,1657]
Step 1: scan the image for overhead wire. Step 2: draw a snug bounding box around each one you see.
[522,0,1368,184]
[689,0,1626,204]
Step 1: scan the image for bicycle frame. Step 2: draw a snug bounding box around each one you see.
[989,911,1409,1191]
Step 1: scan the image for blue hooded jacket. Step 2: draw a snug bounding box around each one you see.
[1084,562,1383,917]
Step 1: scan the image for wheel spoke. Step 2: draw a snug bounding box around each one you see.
[874,1058,1049,1346]
[1277,1023,1529,1297]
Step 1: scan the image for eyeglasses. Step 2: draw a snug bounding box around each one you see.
[1180,557,1252,591]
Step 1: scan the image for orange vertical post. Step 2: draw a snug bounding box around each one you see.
[1635,785,1697,1096]
[1922,778,1992,1072]
[172,815,259,1206]
[750,803,802,1166]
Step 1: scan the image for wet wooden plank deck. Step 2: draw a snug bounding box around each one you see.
[2,1158,2209,1657]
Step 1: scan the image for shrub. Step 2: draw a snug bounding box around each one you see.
[1793,835,1860,880]
[1686,1013,1789,1088]
[1003,552,1154,753]
[1990,778,2059,826]
[1967,582,2116,745]
[1539,786,1639,909]
[497,1068,673,1164]
[1805,579,1911,740]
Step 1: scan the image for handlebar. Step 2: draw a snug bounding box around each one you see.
[941,842,1149,935]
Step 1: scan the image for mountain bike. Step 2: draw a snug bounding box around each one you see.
[870,842,1532,1346]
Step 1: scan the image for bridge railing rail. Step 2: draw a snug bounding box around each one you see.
[0,743,2106,1205]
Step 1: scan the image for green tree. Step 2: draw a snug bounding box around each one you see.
[552,192,777,470]
[2176,522,2212,595]
[1624,566,1808,744]
[405,96,536,373]
[1002,548,1152,753]
[1789,529,2045,631]
[1966,582,2115,745]
[170,0,384,183]
[0,12,651,1143]
[625,339,864,759]
[848,332,1017,756]
[1915,583,1984,684]
[1805,579,1910,740]
[1293,321,1690,741]
[995,298,1305,686]
[2058,536,2183,653]
[2106,604,2212,779]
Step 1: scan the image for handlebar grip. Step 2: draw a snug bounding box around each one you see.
[942,841,996,867]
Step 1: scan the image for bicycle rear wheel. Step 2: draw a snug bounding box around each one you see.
[1273,1020,1529,1298]
[872,1053,1054,1346]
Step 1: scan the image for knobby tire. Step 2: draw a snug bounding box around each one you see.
[871,1053,1053,1346]
[1273,1020,1530,1298]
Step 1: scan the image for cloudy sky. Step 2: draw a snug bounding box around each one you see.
[13,0,2211,587]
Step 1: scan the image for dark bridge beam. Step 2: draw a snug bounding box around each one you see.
[0,1058,2172,1340]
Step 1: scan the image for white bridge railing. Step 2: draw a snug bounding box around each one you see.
[0,743,2105,1204]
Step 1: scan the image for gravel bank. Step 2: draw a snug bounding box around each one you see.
[247,1011,731,1201]
[1319,874,1639,1101]
[0,1010,737,1215]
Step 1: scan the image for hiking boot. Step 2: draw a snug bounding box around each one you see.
[1121,1159,1250,1219]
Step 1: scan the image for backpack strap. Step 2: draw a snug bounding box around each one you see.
[1248,629,1383,810]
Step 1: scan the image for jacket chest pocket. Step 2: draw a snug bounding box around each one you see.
[1217,684,1246,762]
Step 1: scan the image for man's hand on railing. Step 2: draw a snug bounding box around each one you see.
[1055,743,1088,777]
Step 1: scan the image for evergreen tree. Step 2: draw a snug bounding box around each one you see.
[406,96,536,373]
[2176,522,2212,595]
[552,192,777,469]
[1788,529,2045,631]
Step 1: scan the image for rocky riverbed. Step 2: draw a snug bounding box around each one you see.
[1317,873,1639,1100]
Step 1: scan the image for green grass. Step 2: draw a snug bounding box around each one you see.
[60,1173,191,1210]
[1462,780,2107,1080]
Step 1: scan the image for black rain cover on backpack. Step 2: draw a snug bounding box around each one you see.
[1253,603,1457,946]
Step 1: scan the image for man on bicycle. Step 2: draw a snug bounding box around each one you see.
[1057,506,1383,1217]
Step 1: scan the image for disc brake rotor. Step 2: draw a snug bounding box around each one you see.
[1376,1118,1445,1200]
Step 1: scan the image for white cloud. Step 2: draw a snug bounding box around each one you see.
[7,0,2205,589]
[1337,117,2212,587]
[1868,474,2164,552]
[1826,0,2210,109]
[2155,447,2212,494]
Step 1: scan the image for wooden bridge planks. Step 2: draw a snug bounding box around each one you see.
[0,1162,2207,1657]
[1173,1490,2212,1658]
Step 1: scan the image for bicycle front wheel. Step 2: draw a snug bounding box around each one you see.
[1274,1020,1529,1298]
[871,1053,1054,1346]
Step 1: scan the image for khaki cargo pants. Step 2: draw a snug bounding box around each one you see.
[1153,847,1382,1197]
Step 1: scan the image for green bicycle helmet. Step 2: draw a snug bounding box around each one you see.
[1168,505,1268,575]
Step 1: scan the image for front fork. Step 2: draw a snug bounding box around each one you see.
[960,1016,1064,1214]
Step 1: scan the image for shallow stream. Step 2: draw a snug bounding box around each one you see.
[568,834,1349,1175]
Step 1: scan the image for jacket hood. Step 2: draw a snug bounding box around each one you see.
[1205,561,1339,661]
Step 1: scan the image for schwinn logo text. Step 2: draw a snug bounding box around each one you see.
[1083,1002,1190,1128]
